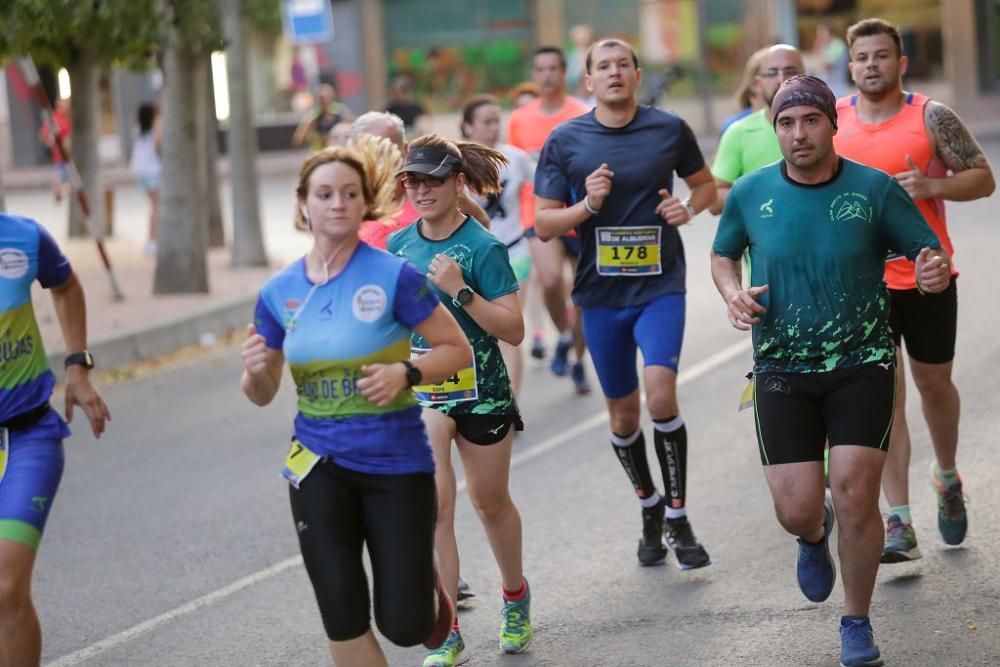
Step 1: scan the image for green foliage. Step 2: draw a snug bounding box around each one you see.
[246,0,281,36]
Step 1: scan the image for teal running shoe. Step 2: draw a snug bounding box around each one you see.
[931,464,968,545]
[499,581,532,654]
[881,514,922,563]
[423,629,468,667]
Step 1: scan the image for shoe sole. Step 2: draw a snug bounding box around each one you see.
[880,547,922,564]
[425,648,470,667]
[670,553,712,570]
[637,545,668,566]
[840,657,883,667]
[501,634,532,655]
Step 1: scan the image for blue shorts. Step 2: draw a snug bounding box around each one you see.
[581,292,685,399]
[0,411,69,550]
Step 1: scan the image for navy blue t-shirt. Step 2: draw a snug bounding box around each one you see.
[534,106,705,308]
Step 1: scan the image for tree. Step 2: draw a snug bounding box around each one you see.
[0,0,159,237]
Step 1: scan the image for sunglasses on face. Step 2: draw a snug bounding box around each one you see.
[401,174,448,189]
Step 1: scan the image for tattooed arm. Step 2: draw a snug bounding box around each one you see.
[922,101,995,201]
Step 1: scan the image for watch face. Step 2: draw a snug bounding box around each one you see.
[457,288,473,305]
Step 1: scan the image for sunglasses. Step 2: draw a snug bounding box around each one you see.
[401,174,449,189]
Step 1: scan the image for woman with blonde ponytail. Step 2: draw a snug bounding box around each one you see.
[241,138,472,666]
[387,134,533,666]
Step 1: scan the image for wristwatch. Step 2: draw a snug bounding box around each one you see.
[681,199,697,220]
[64,350,95,370]
[452,286,475,308]
[401,360,423,388]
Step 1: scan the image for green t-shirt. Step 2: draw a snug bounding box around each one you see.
[387,218,519,416]
[711,109,783,185]
[712,158,941,374]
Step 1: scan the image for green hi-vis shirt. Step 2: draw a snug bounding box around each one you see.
[711,109,783,185]
[388,218,519,416]
[713,158,941,374]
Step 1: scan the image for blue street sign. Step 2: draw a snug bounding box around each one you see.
[281,0,335,45]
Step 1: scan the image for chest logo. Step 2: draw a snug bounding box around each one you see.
[352,285,387,323]
[0,249,29,280]
[760,199,774,217]
[829,192,871,223]
[442,244,474,272]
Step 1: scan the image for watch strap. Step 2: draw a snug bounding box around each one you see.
[64,350,95,370]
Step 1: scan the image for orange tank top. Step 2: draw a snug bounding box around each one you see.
[834,92,954,290]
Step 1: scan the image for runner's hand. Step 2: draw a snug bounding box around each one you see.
[358,363,408,406]
[656,190,691,226]
[893,154,934,200]
[584,163,614,210]
[727,285,769,331]
[242,324,270,377]
[914,247,950,293]
[427,254,465,297]
[64,366,111,438]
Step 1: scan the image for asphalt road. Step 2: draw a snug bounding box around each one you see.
[34,142,1000,666]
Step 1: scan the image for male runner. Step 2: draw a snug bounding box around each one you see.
[508,46,591,393]
[710,44,805,214]
[712,75,949,667]
[0,213,110,666]
[834,18,995,561]
[535,39,715,569]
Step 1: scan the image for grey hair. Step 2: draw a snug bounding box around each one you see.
[351,111,406,148]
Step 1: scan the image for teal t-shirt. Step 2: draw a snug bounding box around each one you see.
[711,109,783,185]
[388,218,519,416]
[712,158,941,374]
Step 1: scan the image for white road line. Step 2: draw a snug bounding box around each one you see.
[45,338,751,667]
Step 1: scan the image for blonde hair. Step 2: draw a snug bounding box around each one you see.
[294,135,402,230]
[406,134,507,196]
[737,47,768,109]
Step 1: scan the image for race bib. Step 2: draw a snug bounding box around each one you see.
[0,428,8,483]
[595,226,662,276]
[411,348,478,404]
[282,439,321,489]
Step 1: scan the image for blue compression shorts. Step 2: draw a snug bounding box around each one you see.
[581,292,686,399]
[0,410,68,550]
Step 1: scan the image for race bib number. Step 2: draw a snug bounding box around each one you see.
[410,348,478,404]
[0,428,8,483]
[282,439,321,489]
[595,226,662,276]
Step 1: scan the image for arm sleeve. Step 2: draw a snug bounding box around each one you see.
[880,179,941,260]
[473,243,519,301]
[533,134,569,202]
[712,191,750,260]
[675,119,707,179]
[393,261,440,328]
[710,123,742,184]
[253,293,285,350]
[35,223,72,288]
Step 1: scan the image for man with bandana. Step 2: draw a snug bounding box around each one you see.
[711,75,950,667]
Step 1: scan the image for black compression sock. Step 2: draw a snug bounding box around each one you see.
[610,430,658,503]
[653,416,687,512]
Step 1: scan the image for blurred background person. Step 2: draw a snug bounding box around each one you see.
[292,83,355,151]
[812,23,850,97]
[38,98,71,203]
[326,121,353,148]
[565,24,594,101]
[509,82,540,110]
[718,47,768,136]
[386,74,429,137]
[130,102,163,257]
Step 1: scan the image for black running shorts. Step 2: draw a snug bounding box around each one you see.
[888,278,957,364]
[753,361,896,465]
[452,412,524,446]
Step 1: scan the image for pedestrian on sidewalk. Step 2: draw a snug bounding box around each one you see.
[241,138,470,666]
[130,102,163,257]
[0,212,110,665]
[711,74,951,667]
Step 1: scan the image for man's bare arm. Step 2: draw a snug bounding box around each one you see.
[924,101,995,201]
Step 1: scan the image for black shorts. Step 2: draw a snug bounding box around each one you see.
[452,412,524,445]
[290,460,437,644]
[753,361,896,465]
[888,278,957,364]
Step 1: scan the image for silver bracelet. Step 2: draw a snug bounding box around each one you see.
[682,199,696,220]
[583,196,600,216]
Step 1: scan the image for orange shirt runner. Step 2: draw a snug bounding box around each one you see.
[834,92,956,290]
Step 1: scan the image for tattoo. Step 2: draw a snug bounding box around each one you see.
[925,102,988,172]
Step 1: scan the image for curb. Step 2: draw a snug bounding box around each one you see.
[46,294,256,382]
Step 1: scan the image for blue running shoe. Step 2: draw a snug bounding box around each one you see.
[797,497,836,602]
[839,616,883,667]
[931,463,968,545]
[550,337,571,376]
[570,361,592,395]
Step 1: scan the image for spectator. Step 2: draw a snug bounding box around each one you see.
[385,74,428,135]
[292,83,355,151]
[130,102,163,257]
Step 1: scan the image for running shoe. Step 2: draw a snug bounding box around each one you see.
[839,616,884,667]
[931,463,968,545]
[530,334,546,360]
[664,516,711,570]
[456,577,475,610]
[550,337,571,376]
[423,629,469,667]
[570,361,592,395]
[499,580,532,654]
[423,569,455,649]
[637,501,667,566]
[797,497,836,603]
[880,514,922,563]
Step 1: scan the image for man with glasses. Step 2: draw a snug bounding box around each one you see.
[709,45,805,214]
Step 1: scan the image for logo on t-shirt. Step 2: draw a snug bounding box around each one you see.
[443,244,474,272]
[352,285,387,323]
[0,248,29,279]
[759,199,775,218]
[829,193,871,223]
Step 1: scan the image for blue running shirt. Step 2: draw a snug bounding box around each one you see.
[254,243,439,474]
